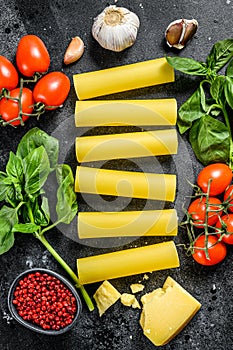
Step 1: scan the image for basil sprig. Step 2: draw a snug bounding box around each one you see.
[167,39,233,168]
[0,127,94,311]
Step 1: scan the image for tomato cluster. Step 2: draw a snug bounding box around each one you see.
[185,163,233,266]
[0,35,70,126]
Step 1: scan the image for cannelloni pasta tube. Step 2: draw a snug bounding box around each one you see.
[73,57,174,100]
[74,99,177,127]
[77,241,180,284]
[76,129,178,162]
[75,166,176,202]
[78,209,178,238]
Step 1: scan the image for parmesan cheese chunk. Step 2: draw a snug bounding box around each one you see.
[130,283,145,294]
[140,277,201,346]
[121,293,141,309]
[93,280,121,317]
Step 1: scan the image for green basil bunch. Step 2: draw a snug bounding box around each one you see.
[167,39,233,169]
[0,127,94,311]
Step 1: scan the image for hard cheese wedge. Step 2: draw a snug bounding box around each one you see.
[93,280,121,317]
[140,276,201,346]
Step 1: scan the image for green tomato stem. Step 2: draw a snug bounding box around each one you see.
[34,232,94,311]
[203,181,212,260]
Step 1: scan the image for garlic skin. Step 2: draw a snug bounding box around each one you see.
[64,36,84,65]
[165,19,198,49]
[92,5,140,52]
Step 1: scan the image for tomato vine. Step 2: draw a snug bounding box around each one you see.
[0,35,70,127]
[181,164,233,265]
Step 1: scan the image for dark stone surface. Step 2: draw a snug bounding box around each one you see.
[0,0,233,349]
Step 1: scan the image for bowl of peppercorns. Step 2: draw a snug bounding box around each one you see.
[8,268,82,335]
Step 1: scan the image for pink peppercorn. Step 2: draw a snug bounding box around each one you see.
[12,272,77,331]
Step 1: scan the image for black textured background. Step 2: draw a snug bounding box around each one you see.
[0,1,233,349]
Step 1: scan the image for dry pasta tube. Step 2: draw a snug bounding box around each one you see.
[73,57,174,100]
[74,99,177,127]
[77,241,180,284]
[75,166,176,202]
[78,209,178,238]
[76,129,178,163]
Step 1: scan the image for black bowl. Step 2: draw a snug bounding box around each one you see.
[8,268,82,335]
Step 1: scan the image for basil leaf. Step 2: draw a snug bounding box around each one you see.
[6,152,23,183]
[166,56,208,76]
[0,206,18,254]
[33,196,50,226]
[210,75,225,102]
[16,127,59,169]
[41,197,50,223]
[206,39,233,72]
[14,183,23,202]
[0,174,22,206]
[177,86,206,134]
[12,223,40,234]
[226,59,233,78]
[5,186,18,207]
[56,164,78,224]
[0,171,8,201]
[23,146,50,195]
[224,76,233,109]
[189,115,230,165]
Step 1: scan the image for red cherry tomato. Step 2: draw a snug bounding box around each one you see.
[224,185,233,212]
[16,35,50,77]
[0,55,18,91]
[0,88,34,126]
[187,197,222,228]
[215,214,233,244]
[33,72,70,110]
[197,163,232,196]
[192,235,227,266]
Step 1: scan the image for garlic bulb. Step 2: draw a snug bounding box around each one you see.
[92,5,140,52]
[165,19,198,49]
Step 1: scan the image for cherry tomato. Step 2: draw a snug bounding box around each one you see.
[215,214,233,244]
[197,163,232,196]
[187,197,222,228]
[33,72,70,110]
[192,235,227,266]
[16,35,50,77]
[0,88,34,126]
[224,185,233,212]
[0,55,18,91]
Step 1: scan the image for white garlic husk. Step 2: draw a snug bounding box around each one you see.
[92,5,140,52]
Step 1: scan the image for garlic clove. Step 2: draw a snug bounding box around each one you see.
[180,20,198,47]
[92,5,140,52]
[166,21,184,48]
[165,19,198,49]
[64,36,85,65]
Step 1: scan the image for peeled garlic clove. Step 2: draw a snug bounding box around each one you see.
[165,19,198,49]
[64,36,84,65]
[92,5,140,52]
